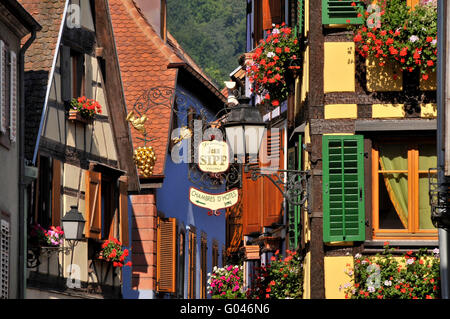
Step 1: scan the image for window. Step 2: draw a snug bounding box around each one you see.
[1,212,10,299]
[322,0,363,25]
[211,239,218,269]
[71,50,85,98]
[177,227,185,298]
[322,135,365,242]
[254,0,287,47]
[0,40,17,148]
[372,139,437,239]
[200,232,207,299]
[85,168,128,244]
[33,155,61,229]
[61,46,85,102]
[101,174,115,240]
[188,226,197,299]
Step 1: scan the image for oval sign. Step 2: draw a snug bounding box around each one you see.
[198,140,229,173]
[189,187,239,211]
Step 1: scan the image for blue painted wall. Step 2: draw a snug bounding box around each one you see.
[156,84,227,299]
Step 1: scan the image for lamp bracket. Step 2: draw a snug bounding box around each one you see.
[247,166,311,207]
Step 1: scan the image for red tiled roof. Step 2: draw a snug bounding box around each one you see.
[18,0,66,160]
[19,0,65,73]
[110,0,226,177]
[109,0,182,177]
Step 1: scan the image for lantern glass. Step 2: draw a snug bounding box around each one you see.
[225,125,245,158]
[61,206,85,241]
[244,124,266,158]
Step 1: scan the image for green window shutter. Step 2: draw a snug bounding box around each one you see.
[297,0,304,37]
[322,0,364,25]
[322,135,365,242]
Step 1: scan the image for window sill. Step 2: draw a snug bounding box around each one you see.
[364,240,438,248]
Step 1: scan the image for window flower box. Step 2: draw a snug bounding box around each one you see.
[98,238,132,268]
[350,0,437,82]
[69,96,102,124]
[246,23,301,107]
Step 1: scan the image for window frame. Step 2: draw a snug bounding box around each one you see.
[371,138,438,240]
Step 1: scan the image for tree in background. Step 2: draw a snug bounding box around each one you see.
[167,0,246,87]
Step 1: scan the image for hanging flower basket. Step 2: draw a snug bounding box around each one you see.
[350,0,437,81]
[69,96,102,123]
[98,238,132,268]
[28,224,64,249]
[246,23,301,107]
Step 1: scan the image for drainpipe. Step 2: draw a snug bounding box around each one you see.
[437,0,450,299]
[18,27,38,299]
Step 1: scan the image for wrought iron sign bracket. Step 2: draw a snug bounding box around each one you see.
[246,165,311,207]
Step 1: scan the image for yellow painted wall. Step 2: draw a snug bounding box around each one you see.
[324,104,357,119]
[324,42,355,93]
[421,103,437,118]
[366,56,403,92]
[303,251,311,299]
[420,71,437,91]
[324,256,354,299]
[372,104,405,118]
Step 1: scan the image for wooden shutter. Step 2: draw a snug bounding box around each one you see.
[262,129,284,227]
[263,0,283,30]
[9,51,16,143]
[322,0,363,25]
[85,170,102,239]
[119,177,129,247]
[0,214,10,299]
[51,159,61,226]
[242,168,263,235]
[0,40,6,134]
[323,135,365,242]
[157,217,176,293]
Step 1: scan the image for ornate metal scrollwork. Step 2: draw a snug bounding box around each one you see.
[248,166,311,207]
[188,163,241,191]
[27,245,71,269]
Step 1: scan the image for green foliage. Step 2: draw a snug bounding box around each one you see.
[248,250,303,299]
[344,243,441,299]
[246,24,300,107]
[167,0,246,87]
[207,265,246,299]
[351,0,437,80]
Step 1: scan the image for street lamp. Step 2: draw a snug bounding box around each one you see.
[223,97,310,207]
[61,205,85,288]
[223,97,266,162]
[61,205,85,241]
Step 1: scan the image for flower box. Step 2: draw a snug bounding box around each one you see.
[69,96,102,124]
[68,109,93,124]
[351,0,437,83]
[243,245,260,260]
[246,23,301,107]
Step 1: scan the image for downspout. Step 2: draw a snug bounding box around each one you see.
[18,28,38,299]
[437,0,450,299]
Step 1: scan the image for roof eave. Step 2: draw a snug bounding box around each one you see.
[167,62,227,106]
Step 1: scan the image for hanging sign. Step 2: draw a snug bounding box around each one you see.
[189,187,239,215]
[198,140,229,173]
